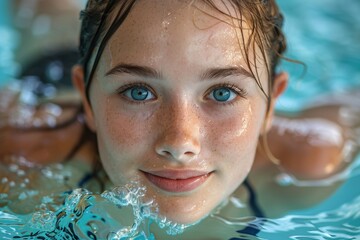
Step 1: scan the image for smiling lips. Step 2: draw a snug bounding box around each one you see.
[142,170,211,193]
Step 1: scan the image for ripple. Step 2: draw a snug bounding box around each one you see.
[1,182,186,240]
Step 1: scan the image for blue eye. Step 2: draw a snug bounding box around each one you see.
[211,87,237,102]
[123,86,154,101]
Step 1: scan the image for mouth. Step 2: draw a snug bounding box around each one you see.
[140,170,212,193]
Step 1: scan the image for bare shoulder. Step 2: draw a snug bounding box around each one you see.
[258,93,360,180]
[249,91,360,216]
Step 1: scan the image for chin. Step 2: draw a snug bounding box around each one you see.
[160,206,210,225]
[149,192,219,225]
[136,171,224,224]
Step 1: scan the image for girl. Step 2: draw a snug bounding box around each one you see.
[71,0,329,227]
[1,1,357,238]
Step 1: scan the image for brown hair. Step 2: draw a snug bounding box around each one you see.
[78,0,286,105]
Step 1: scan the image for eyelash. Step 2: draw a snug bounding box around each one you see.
[116,82,156,104]
[116,82,247,105]
[206,83,248,104]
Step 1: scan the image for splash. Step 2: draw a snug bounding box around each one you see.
[7,182,186,240]
[0,155,187,239]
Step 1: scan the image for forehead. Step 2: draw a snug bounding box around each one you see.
[102,0,252,68]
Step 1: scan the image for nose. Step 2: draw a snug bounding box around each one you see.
[155,102,201,163]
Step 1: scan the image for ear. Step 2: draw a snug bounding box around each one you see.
[264,72,288,132]
[72,65,97,132]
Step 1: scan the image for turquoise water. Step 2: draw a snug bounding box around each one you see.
[0,155,359,239]
[258,157,360,239]
[0,1,18,86]
[1,0,360,239]
[276,0,360,112]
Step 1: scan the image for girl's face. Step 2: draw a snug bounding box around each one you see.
[75,1,283,224]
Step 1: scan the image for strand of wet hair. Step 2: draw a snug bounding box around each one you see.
[84,0,138,102]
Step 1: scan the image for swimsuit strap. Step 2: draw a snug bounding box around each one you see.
[243,178,265,218]
[230,179,265,239]
[77,172,95,188]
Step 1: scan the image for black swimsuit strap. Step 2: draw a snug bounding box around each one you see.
[230,179,266,239]
[243,178,265,218]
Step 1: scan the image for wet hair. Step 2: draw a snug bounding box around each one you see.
[78,0,286,106]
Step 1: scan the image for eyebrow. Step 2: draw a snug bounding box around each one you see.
[200,67,253,80]
[106,63,162,79]
[106,63,253,80]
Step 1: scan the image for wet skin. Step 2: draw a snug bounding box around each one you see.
[74,1,286,224]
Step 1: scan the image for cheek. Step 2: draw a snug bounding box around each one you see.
[205,102,265,180]
[207,105,262,157]
[93,97,155,183]
[90,76,155,151]
[99,107,145,149]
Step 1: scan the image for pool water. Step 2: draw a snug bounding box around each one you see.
[0,155,359,239]
[276,0,360,113]
[0,1,18,86]
[1,0,360,239]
